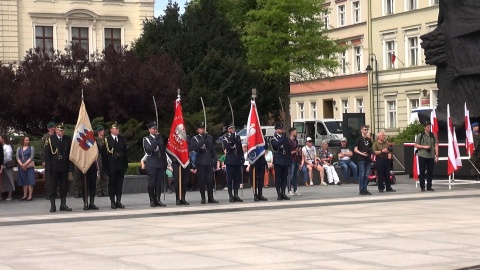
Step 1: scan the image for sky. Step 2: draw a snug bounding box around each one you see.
[154,0,189,17]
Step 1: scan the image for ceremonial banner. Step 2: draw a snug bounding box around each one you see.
[465,103,474,156]
[430,109,438,138]
[246,100,265,163]
[70,100,98,174]
[447,104,462,175]
[166,98,190,168]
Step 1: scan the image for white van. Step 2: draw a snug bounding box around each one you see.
[237,126,275,145]
[292,119,343,146]
[409,107,434,124]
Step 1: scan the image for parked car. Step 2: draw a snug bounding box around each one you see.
[292,119,342,147]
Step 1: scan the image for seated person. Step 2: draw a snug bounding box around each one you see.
[318,140,341,185]
[337,137,358,184]
[301,137,326,186]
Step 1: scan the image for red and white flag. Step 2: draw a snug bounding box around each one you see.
[447,104,462,175]
[246,100,266,163]
[412,136,420,181]
[430,109,438,138]
[166,98,190,168]
[465,103,474,156]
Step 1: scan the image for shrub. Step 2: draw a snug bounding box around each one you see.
[389,121,424,145]
[126,162,141,175]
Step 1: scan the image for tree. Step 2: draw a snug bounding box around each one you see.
[0,62,18,132]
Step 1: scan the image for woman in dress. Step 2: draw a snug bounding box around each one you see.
[16,136,35,201]
[0,135,15,200]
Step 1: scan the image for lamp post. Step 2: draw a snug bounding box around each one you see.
[366,53,379,134]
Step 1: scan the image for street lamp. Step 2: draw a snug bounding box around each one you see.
[366,53,379,134]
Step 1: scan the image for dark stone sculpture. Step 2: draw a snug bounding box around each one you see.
[421,0,480,140]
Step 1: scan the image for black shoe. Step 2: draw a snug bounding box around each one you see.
[181,199,190,205]
[201,198,206,204]
[150,200,156,207]
[328,182,335,185]
[156,201,166,207]
[83,204,89,211]
[229,197,234,203]
[336,181,342,185]
[233,196,243,202]
[258,195,268,201]
[50,206,56,213]
[89,204,99,210]
[111,203,117,209]
[365,190,372,195]
[176,200,182,205]
[281,193,290,200]
[277,194,283,200]
[427,188,435,191]
[60,204,72,212]
[421,188,426,192]
[359,190,366,195]
[116,202,125,209]
[208,198,219,203]
[254,195,259,202]
[379,189,384,193]
[386,188,396,192]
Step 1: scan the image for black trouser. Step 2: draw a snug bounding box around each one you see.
[250,163,265,195]
[197,164,215,199]
[376,158,391,191]
[147,167,164,187]
[108,169,125,198]
[50,171,68,198]
[173,165,189,200]
[418,156,435,189]
[226,165,242,189]
[274,164,288,193]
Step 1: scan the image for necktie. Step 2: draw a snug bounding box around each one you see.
[115,136,118,143]
[59,137,62,142]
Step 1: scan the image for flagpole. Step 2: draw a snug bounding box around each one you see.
[177,89,182,201]
[252,89,257,196]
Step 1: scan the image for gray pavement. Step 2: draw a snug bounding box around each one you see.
[1,175,480,269]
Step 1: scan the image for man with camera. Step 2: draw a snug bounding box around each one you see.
[414,121,439,191]
[373,132,396,193]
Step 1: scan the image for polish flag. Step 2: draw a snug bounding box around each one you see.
[447,104,462,175]
[430,109,438,138]
[412,135,419,181]
[246,100,266,163]
[465,103,474,156]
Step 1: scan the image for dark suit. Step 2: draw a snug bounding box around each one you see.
[250,154,267,200]
[191,133,218,202]
[143,134,167,204]
[101,135,128,203]
[44,135,72,198]
[222,132,243,199]
[271,132,291,197]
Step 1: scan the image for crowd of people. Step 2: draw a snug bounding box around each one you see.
[0,121,442,212]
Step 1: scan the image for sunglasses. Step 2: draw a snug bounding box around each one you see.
[362,128,369,131]
[341,141,347,143]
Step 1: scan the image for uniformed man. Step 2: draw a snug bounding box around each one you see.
[191,122,219,204]
[222,124,244,203]
[72,166,82,198]
[470,122,480,179]
[42,121,56,200]
[143,121,167,207]
[78,163,99,210]
[45,122,73,212]
[101,122,128,209]
[95,125,109,197]
[270,123,291,200]
[246,141,268,202]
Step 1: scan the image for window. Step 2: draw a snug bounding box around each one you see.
[338,5,346,26]
[385,40,395,69]
[410,98,419,110]
[406,0,417,11]
[387,100,397,128]
[342,99,349,114]
[385,0,394,15]
[430,0,439,5]
[354,46,362,73]
[310,101,317,119]
[71,27,89,51]
[356,98,364,113]
[339,51,347,74]
[105,28,121,49]
[322,10,330,29]
[298,102,305,119]
[352,1,360,23]
[35,26,54,53]
[407,37,418,66]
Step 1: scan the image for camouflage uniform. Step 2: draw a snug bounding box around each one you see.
[95,129,109,196]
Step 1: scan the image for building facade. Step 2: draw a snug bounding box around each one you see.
[0,0,154,63]
[290,0,370,125]
[290,0,440,137]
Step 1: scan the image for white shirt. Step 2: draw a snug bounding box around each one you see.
[3,144,13,162]
[302,145,316,163]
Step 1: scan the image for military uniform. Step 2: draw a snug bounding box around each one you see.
[143,122,167,207]
[41,122,56,200]
[44,123,73,212]
[271,123,291,200]
[222,124,244,202]
[72,166,82,198]
[250,154,268,202]
[191,122,218,204]
[77,163,99,210]
[101,122,128,209]
[95,125,109,196]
